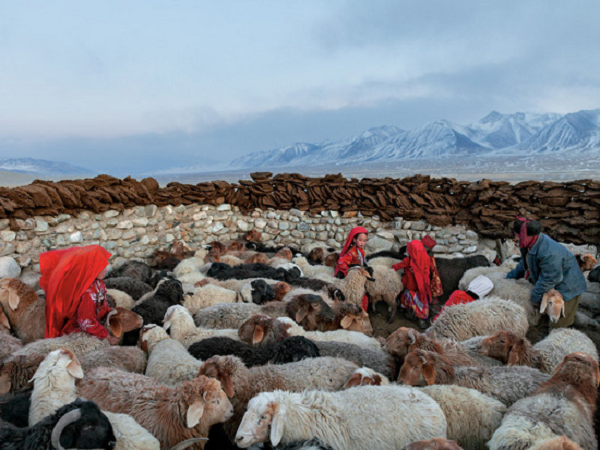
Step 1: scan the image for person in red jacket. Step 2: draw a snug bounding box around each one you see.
[393,240,433,329]
[335,226,371,311]
[40,245,116,343]
[421,235,443,301]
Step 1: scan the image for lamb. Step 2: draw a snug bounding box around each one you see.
[0,277,46,343]
[78,346,147,374]
[172,248,209,278]
[0,398,116,450]
[342,367,390,388]
[0,354,46,394]
[194,278,277,304]
[291,256,334,280]
[77,367,234,450]
[193,302,281,329]
[28,349,83,426]
[459,268,540,326]
[364,265,403,322]
[106,288,135,309]
[385,327,501,367]
[0,308,22,363]
[237,314,291,347]
[398,349,550,406]
[418,385,506,450]
[488,352,599,450]
[576,254,597,272]
[277,317,381,351]
[479,328,599,374]
[139,324,204,384]
[199,355,359,442]
[426,297,529,342]
[183,284,245,315]
[235,386,447,450]
[104,277,154,301]
[164,305,240,348]
[188,336,319,367]
[131,278,184,326]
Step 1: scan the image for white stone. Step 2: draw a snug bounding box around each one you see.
[212,222,224,233]
[463,245,478,254]
[0,256,21,278]
[237,220,250,232]
[279,222,290,231]
[139,235,150,245]
[193,212,208,221]
[255,219,267,229]
[290,209,304,217]
[365,236,394,253]
[432,245,449,253]
[0,230,16,242]
[411,221,427,231]
[466,230,478,240]
[376,231,395,240]
[132,218,149,227]
[104,210,120,219]
[117,220,133,230]
[217,204,231,211]
[145,205,158,218]
[69,232,83,243]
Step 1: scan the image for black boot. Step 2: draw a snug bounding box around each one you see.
[418,318,429,330]
[404,308,416,320]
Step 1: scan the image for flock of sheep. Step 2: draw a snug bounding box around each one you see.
[0,230,599,450]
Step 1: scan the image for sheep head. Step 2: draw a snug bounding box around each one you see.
[163,305,192,331]
[138,324,168,353]
[385,327,423,359]
[246,253,269,265]
[404,438,463,450]
[205,248,221,263]
[248,279,275,305]
[227,241,244,253]
[107,307,144,340]
[324,252,340,268]
[338,304,373,336]
[0,277,31,311]
[208,241,228,254]
[198,355,244,399]
[343,368,387,389]
[552,352,600,390]
[307,247,325,264]
[540,289,565,323]
[272,282,292,301]
[576,253,597,272]
[179,376,234,429]
[243,229,262,243]
[480,330,529,365]
[398,349,454,386]
[274,248,293,261]
[238,315,289,347]
[236,392,284,448]
[33,348,84,382]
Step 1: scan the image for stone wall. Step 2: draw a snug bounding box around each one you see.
[0,203,494,274]
[0,173,599,245]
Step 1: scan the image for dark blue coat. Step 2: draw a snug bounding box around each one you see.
[507,234,587,304]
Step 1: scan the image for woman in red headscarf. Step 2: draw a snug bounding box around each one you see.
[40,245,114,341]
[421,235,443,301]
[393,240,433,329]
[335,226,371,311]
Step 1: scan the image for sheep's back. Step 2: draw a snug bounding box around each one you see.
[79,346,147,374]
[193,303,266,329]
[145,340,203,384]
[12,332,110,359]
[534,328,599,374]
[314,341,394,379]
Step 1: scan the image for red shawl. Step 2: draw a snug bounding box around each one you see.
[516,216,538,250]
[40,245,111,338]
[406,240,432,303]
[334,226,368,277]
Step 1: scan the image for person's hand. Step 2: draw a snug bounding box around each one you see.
[335,271,345,279]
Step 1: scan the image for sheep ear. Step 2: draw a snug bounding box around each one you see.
[340,316,353,329]
[0,370,11,395]
[270,402,285,447]
[422,364,436,386]
[8,291,19,310]
[408,329,417,345]
[252,325,265,345]
[295,306,309,324]
[343,373,362,389]
[373,375,383,386]
[67,358,84,379]
[507,345,521,366]
[560,300,566,318]
[220,373,235,398]
[116,308,144,332]
[0,310,10,330]
[186,400,205,428]
[540,294,549,314]
[107,311,123,338]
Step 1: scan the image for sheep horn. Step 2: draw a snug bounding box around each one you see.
[169,437,209,450]
[51,408,82,450]
[408,329,417,345]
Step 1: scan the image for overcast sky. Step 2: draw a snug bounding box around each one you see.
[1,1,599,175]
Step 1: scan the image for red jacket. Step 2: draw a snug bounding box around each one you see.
[60,280,111,339]
[335,246,366,277]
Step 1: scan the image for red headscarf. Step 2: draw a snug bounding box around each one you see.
[516,216,538,250]
[40,245,111,338]
[406,240,432,303]
[421,235,437,250]
[334,226,368,277]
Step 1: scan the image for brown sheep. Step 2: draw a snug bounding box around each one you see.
[576,253,597,272]
[385,327,500,367]
[0,353,45,394]
[324,252,340,267]
[199,354,358,443]
[540,289,565,324]
[242,229,262,242]
[307,247,326,264]
[403,438,464,450]
[237,315,290,347]
[77,367,233,450]
[273,248,293,262]
[272,282,292,301]
[0,307,23,363]
[398,349,549,406]
[328,302,373,336]
[480,330,542,368]
[78,346,147,374]
[0,277,46,344]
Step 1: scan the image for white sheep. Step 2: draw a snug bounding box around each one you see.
[277,317,382,351]
[173,248,209,278]
[183,284,247,315]
[106,288,136,309]
[235,386,447,450]
[11,332,110,360]
[426,297,529,342]
[342,367,391,388]
[364,265,403,322]
[419,385,507,450]
[140,324,204,384]
[292,256,334,279]
[163,305,240,349]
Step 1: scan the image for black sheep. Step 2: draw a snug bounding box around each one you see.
[0,389,31,428]
[0,398,116,450]
[589,266,600,283]
[270,336,320,364]
[366,249,407,261]
[435,255,490,302]
[288,278,345,301]
[104,277,153,301]
[249,280,275,305]
[207,262,301,283]
[244,242,301,255]
[104,261,155,286]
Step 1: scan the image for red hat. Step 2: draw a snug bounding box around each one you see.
[421,235,437,250]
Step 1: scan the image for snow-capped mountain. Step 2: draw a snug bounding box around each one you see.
[228,109,600,170]
[0,158,95,175]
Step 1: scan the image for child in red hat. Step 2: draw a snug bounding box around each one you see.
[335,226,371,311]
